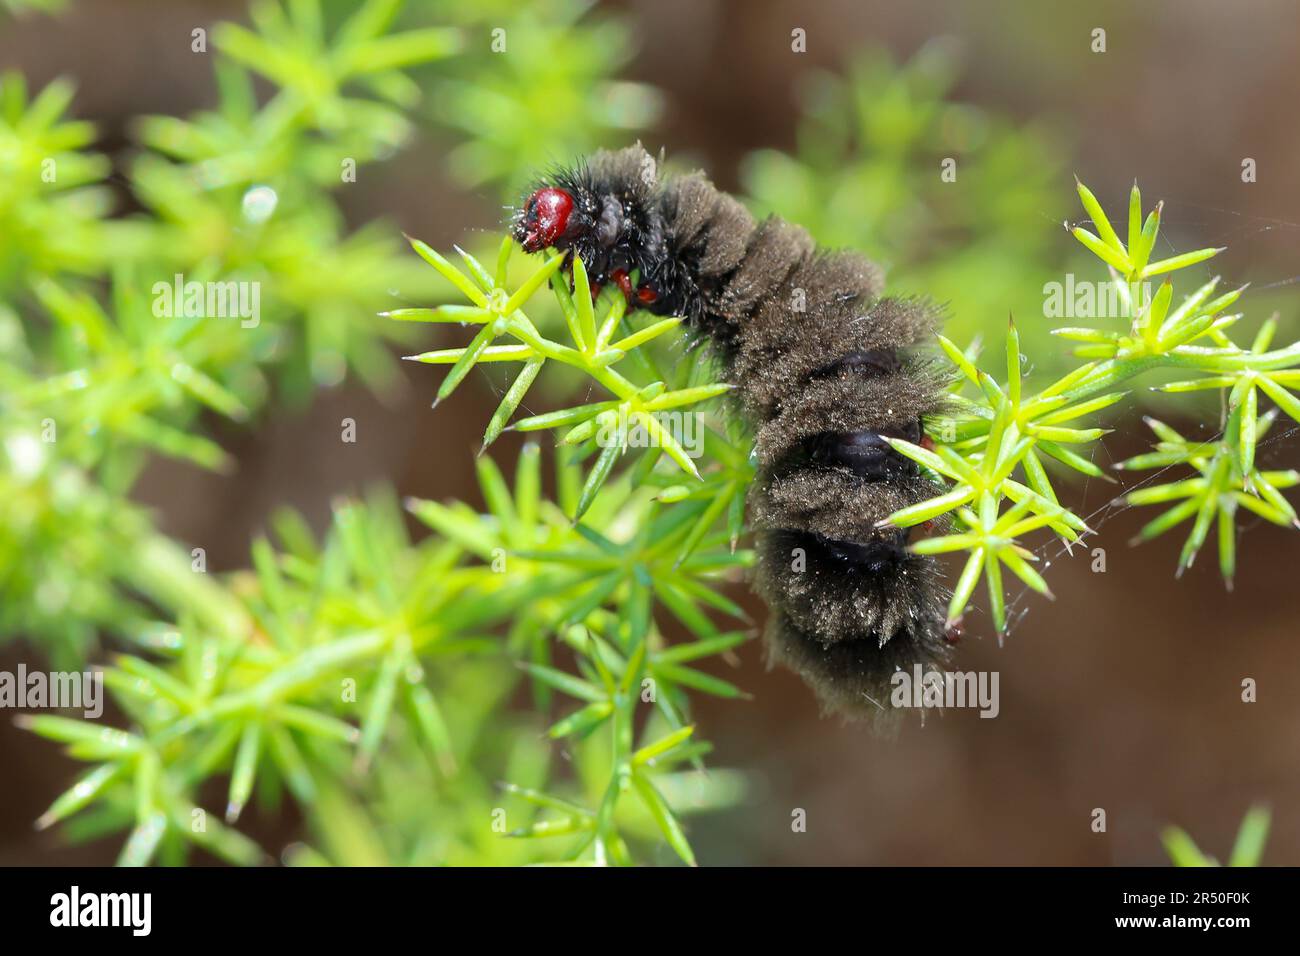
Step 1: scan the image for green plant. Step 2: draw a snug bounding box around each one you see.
[741,43,1071,368]
[13,0,744,867]
[1,0,651,666]
[1,0,457,670]
[392,237,754,864]
[0,72,112,292]
[427,0,661,189]
[24,445,750,865]
[887,180,1300,631]
[1163,805,1271,867]
[395,238,738,513]
[1,0,67,16]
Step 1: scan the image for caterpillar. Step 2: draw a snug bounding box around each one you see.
[512,145,954,724]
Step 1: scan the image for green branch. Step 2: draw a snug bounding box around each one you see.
[889,179,1300,630]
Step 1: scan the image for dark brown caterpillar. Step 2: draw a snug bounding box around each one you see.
[513,145,953,723]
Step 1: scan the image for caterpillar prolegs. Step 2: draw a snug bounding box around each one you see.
[513,145,953,722]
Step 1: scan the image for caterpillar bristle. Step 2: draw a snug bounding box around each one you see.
[512,143,955,724]
[764,608,950,729]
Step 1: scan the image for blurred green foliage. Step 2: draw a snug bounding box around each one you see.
[428,0,662,188]
[742,42,1074,366]
[0,0,66,15]
[0,74,112,291]
[1164,805,1270,867]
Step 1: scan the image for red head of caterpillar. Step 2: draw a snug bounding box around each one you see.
[518,187,577,252]
[513,156,682,316]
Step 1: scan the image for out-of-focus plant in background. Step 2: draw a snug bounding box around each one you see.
[1165,805,1271,867]
[741,43,1073,368]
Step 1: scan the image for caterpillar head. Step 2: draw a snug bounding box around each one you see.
[514,176,636,257]
[512,148,680,314]
[516,187,581,253]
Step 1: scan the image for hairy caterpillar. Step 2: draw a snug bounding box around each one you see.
[513,145,953,723]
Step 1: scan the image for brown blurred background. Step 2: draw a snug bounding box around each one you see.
[3,0,1300,865]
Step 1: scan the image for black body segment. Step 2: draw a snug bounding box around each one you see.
[513,145,952,723]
